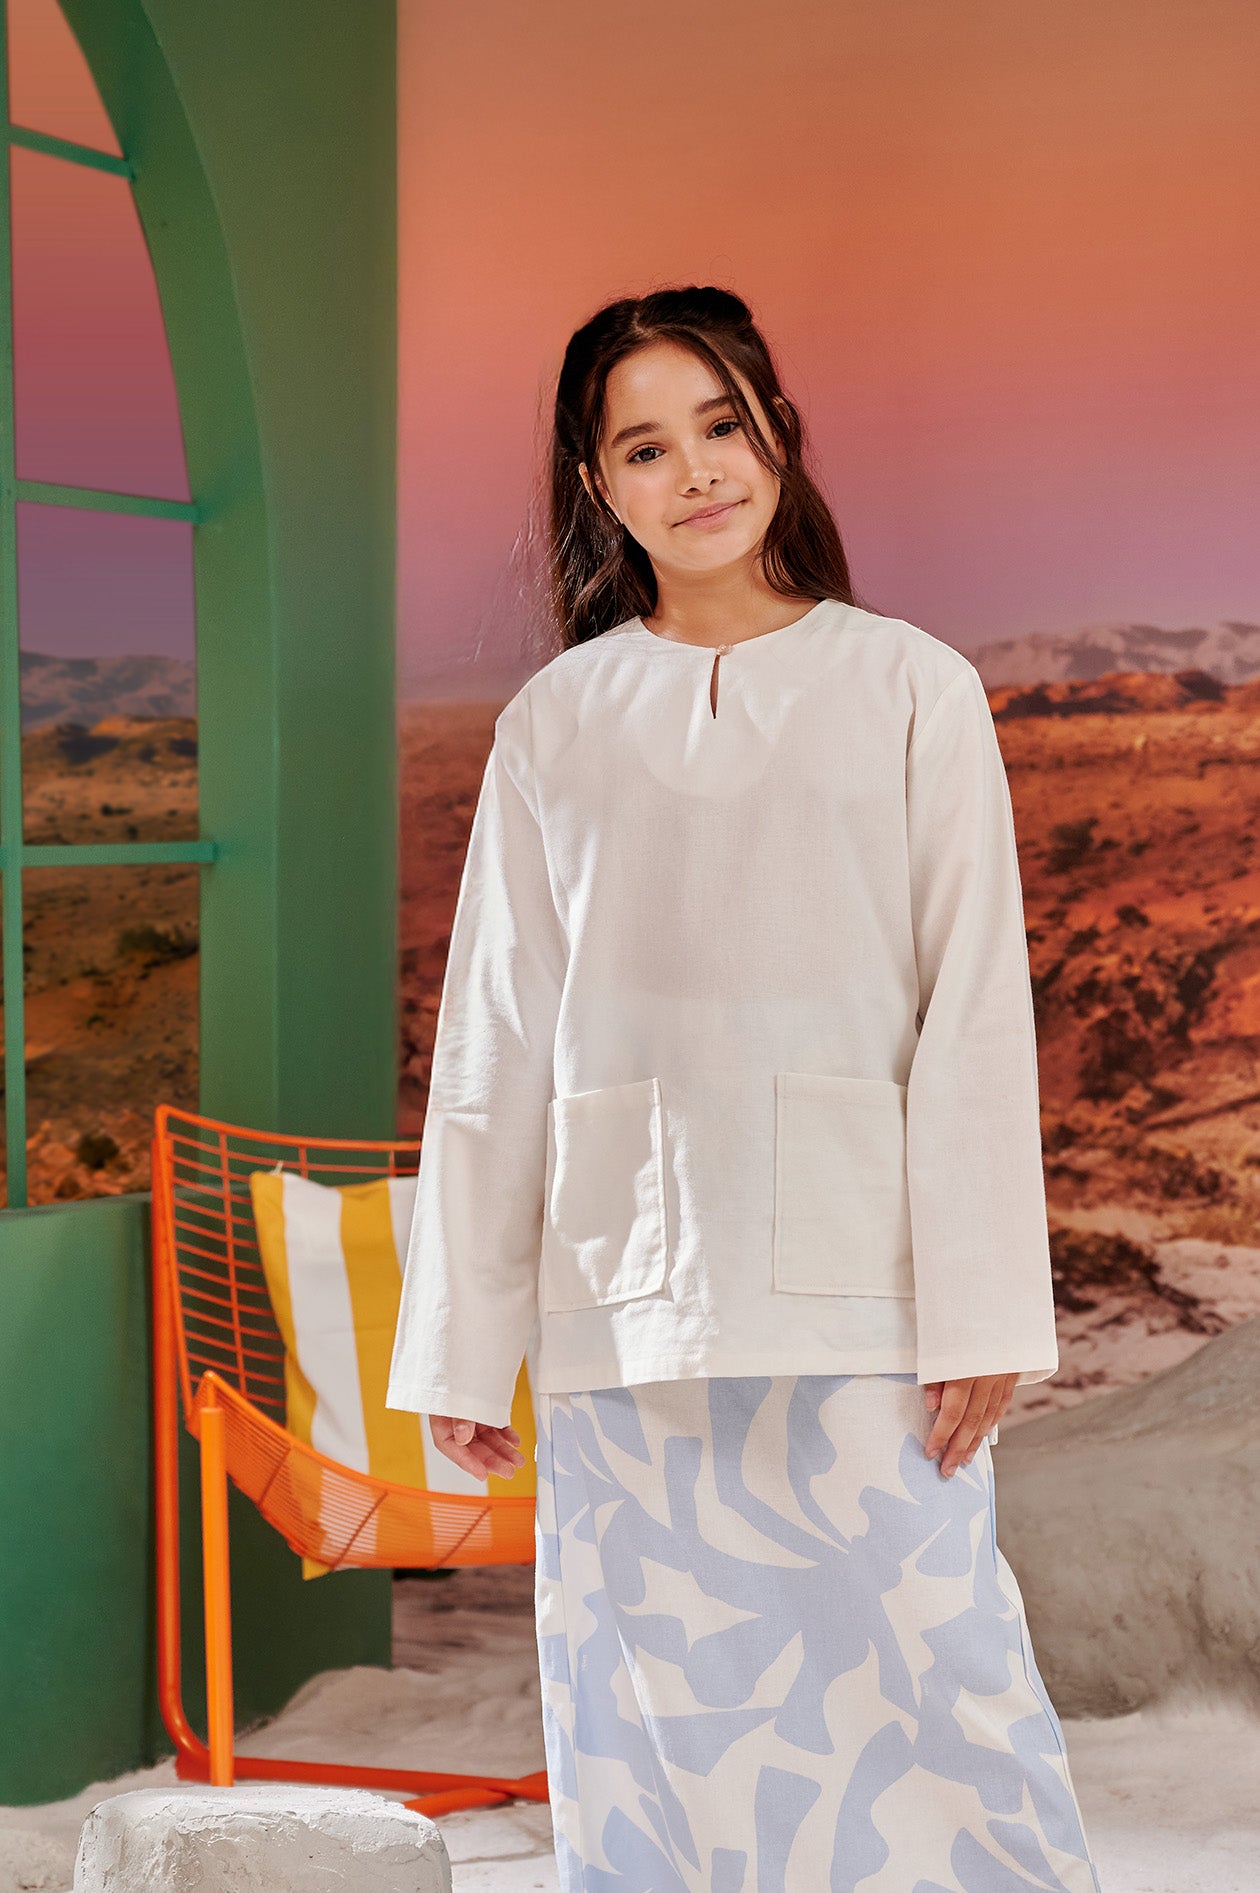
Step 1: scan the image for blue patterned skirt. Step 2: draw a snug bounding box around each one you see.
[532,1372,1102,1892]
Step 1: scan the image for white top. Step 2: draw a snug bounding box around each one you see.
[386,598,1059,1430]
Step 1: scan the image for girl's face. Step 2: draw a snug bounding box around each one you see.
[580,340,788,586]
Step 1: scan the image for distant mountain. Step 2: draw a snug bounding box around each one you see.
[45,624,1254,723]
[971,619,1260,690]
[20,651,195,729]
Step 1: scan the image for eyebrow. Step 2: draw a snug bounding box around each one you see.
[607,393,735,452]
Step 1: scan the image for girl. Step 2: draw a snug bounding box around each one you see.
[388,285,1103,1891]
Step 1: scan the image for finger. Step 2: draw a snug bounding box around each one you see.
[429,1431,481,1475]
[961,1385,1014,1465]
[932,1382,995,1473]
[435,1433,514,1480]
[483,1424,527,1456]
[957,1380,1014,1459]
[428,1418,521,1478]
[471,1440,526,1478]
[925,1382,975,1458]
[985,1382,1013,1430]
[946,1420,992,1475]
[458,1429,526,1478]
[939,1385,1003,1476]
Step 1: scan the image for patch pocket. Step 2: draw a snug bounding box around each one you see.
[541,1077,668,1313]
[772,1071,915,1298]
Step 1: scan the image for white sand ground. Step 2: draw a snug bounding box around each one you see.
[6,1316,1260,1889]
[0,1574,1257,1891]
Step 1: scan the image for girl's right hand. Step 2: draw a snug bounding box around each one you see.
[429,1414,527,1480]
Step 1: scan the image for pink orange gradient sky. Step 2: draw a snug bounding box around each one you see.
[12,0,1259,695]
[9,0,193,666]
[397,0,1259,693]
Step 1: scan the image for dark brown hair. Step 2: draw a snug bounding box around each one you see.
[547,284,871,647]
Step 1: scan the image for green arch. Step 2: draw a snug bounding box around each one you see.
[1,0,398,1800]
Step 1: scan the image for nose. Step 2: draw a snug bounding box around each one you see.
[679,459,723,491]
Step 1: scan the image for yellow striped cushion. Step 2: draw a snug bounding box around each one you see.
[248,1167,536,1578]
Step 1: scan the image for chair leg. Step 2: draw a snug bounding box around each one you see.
[199,1392,236,1786]
[152,1176,211,1779]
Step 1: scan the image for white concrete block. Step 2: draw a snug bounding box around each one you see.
[73,1784,452,1892]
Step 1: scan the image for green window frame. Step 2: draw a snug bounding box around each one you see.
[0,10,216,1208]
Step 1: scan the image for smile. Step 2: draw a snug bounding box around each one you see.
[679,501,744,527]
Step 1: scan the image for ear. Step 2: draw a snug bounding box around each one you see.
[580,459,620,524]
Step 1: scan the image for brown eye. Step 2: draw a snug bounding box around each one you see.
[627,418,741,466]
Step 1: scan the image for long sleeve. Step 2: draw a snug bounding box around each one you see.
[904,662,1059,1389]
[386,701,567,1429]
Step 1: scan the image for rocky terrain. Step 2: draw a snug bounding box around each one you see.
[1,714,200,1204]
[983,665,1260,1416]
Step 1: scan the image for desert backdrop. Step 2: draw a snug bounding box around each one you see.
[7,616,1256,1423]
[8,0,1256,1442]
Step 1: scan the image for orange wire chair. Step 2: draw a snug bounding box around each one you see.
[151,1103,548,1817]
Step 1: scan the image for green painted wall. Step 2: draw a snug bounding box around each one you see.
[0,0,398,1802]
[0,1198,162,1799]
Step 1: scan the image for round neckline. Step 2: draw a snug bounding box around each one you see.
[627,597,833,652]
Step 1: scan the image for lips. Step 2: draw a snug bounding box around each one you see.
[680,500,742,525]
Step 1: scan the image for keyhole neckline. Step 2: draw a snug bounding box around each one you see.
[628,597,832,652]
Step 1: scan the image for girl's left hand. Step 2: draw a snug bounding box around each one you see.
[923,1374,1016,1478]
